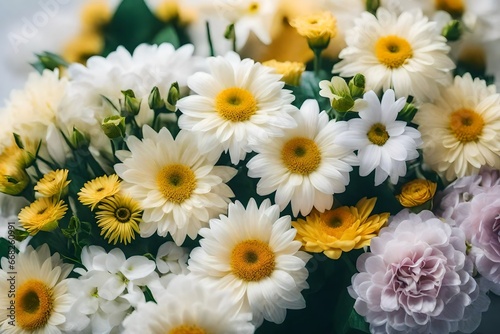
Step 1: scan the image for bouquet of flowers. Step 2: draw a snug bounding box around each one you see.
[1,0,500,333]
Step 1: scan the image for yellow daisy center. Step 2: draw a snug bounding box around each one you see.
[247,2,259,14]
[230,239,275,282]
[449,108,484,143]
[215,87,257,122]
[320,207,357,238]
[375,35,413,69]
[16,279,54,331]
[281,137,321,175]
[157,164,197,204]
[169,325,207,334]
[435,0,464,17]
[115,207,132,223]
[367,123,390,146]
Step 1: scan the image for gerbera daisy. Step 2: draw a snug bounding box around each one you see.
[78,174,121,210]
[34,169,71,198]
[0,244,76,333]
[114,126,237,245]
[18,198,68,235]
[292,197,389,260]
[188,199,311,326]
[247,99,357,216]
[122,275,255,334]
[333,8,455,102]
[336,89,422,186]
[95,192,142,245]
[177,51,297,164]
[413,73,500,181]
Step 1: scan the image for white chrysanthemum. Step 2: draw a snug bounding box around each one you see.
[155,241,190,275]
[177,51,297,164]
[123,274,255,334]
[414,73,500,181]
[115,126,237,245]
[188,199,311,326]
[333,8,455,102]
[0,194,31,252]
[337,90,422,186]
[0,244,80,333]
[247,99,357,216]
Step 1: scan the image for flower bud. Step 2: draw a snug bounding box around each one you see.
[101,115,126,139]
[442,20,462,42]
[148,86,165,110]
[396,179,437,209]
[0,169,30,195]
[349,74,365,98]
[397,102,417,123]
[71,127,89,149]
[290,12,337,50]
[166,82,180,112]
[121,90,142,117]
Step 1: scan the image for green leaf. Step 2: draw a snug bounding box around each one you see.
[103,0,164,55]
[152,25,180,48]
[348,309,370,333]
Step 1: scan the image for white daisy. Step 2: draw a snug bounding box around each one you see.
[413,73,500,181]
[188,198,311,326]
[333,7,455,102]
[0,244,79,333]
[123,274,255,334]
[114,126,237,245]
[247,99,357,217]
[177,51,297,164]
[336,89,422,186]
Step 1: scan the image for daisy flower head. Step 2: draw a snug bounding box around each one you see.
[333,8,455,102]
[18,197,68,235]
[292,197,389,260]
[337,89,422,186]
[115,126,237,245]
[122,274,255,334]
[177,51,298,164]
[247,99,357,216]
[34,169,71,198]
[0,244,76,334]
[95,192,142,245]
[78,174,121,210]
[188,198,311,326]
[414,73,500,181]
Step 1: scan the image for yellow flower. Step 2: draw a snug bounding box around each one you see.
[34,169,71,198]
[262,60,306,86]
[95,193,142,245]
[292,197,389,260]
[396,179,437,208]
[18,198,68,235]
[0,161,30,196]
[290,12,337,49]
[80,0,112,33]
[62,32,104,64]
[78,174,121,210]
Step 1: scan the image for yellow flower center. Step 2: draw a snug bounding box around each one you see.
[115,207,132,223]
[230,239,275,282]
[449,108,484,143]
[281,137,321,175]
[156,164,197,204]
[435,0,465,17]
[375,35,413,69]
[367,123,390,146]
[320,207,357,238]
[215,87,257,122]
[16,279,54,331]
[247,2,259,14]
[169,325,207,334]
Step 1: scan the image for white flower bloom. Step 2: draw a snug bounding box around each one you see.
[414,73,500,181]
[0,194,30,252]
[115,126,236,245]
[177,52,297,164]
[155,241,189,275]
[188,199,311,326]
[337,90,422,186]
[123,274,255,334]
[0,245,83,333]
[333,8,455,102]
[247,99,357,216]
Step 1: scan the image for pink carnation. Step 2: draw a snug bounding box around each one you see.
[349,210,486,333]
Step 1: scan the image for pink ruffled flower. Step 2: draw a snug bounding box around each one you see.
[349,210,486,334]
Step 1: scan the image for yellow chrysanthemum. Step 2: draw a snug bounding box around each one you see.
[290,12,337,49]
[396,179,437,208]
[78,174,121,210]
[18,198,68,235]
[95,193,142,245]
[34,169,71,198]
[262,60,306,86]
[80,0,112,32]
[292,197,389,259]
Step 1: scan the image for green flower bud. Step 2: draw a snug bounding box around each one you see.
[349,74,366,98]
[121,90,142,117]
[442,20,462,42]
[71,127,89,149]
[397,102,418,123]
[224,23,235,40]
[332,96,355,113]
[148,86,165,110]
[101,115,126,139]
[166,82,180,112]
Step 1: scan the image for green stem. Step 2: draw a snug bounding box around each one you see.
[206,21,215,57]
[232,29,237,52]
[313,48,322,77]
